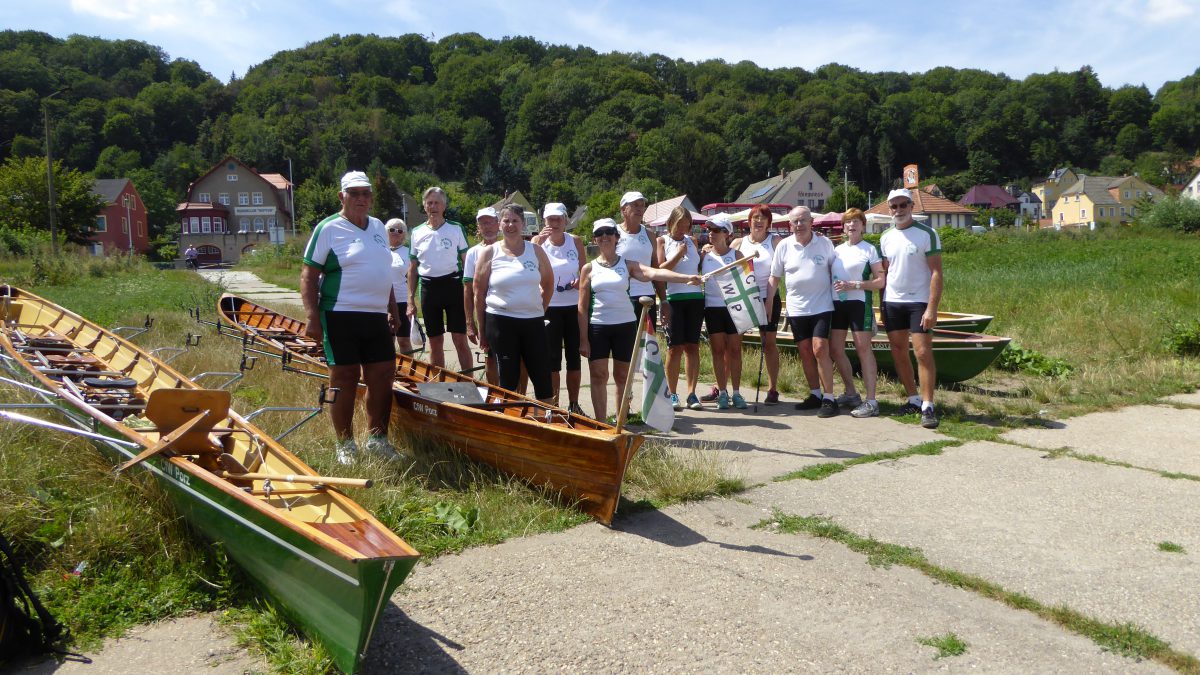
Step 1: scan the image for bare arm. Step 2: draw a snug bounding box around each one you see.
[921,254,943,331]
[535,245,554,310]
[405,258,419,318]
[657,236,688,271]
[473,246,495,351]
[300,264,322,340]
[463,280,477,344]
[629,260,700,286]
[577,263,592,359]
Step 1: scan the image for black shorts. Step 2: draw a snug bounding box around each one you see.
[545,305,581,372]
[419,274,466,337]
[589,321,637,362]
[394,302,412,338]
[485,312,552,399]
[629,296,658,329]
[321,311,395,367]
[831,300,872,333]
[787,312,832,341]
[882,301,930,334]
[667,298,704,346]
[759,293,783,333]
[704,307,739,336]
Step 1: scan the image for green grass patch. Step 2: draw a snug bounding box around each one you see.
[1157,541,1186,554]
[917,632,968,659]
[757,511,1199,671]
[774,440,960,482]
[622,442,745,508]
[1042,448,1200,483]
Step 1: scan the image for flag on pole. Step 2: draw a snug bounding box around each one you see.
[639,316,674,432]
[718,263,765,334]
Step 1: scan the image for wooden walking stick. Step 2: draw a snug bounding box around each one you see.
[614,297,656,434]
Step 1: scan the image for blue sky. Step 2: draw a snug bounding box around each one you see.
[5,0,1198,92]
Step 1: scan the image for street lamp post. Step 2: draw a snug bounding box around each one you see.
[124,194,133,254]
[42,89,68,255]
[286,156,296,237]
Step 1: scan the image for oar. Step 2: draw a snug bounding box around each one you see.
[700,250,758,282]
[115,409,210,472]
[0,410,139,448]
[212,471,372,488]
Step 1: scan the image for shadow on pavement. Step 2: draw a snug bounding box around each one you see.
[364,605,467,674]
[665,436,865,460]
[615,508,814,561]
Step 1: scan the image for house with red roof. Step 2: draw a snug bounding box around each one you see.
[960,185,1021,210]
[90,178,150,255]
[866,188,976,232]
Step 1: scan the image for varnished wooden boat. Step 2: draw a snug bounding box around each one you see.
[216,294,642,525]
[741,327,1011,383]
[0,286,418,674]
[874,308,993,334]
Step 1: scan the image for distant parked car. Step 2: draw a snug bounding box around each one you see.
[970,225,988,234]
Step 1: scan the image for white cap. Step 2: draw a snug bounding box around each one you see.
[340,171,371,191]
[592,217,619,234]
[620,191,646,208]
[476,207,498,221]
[543,202,568,218]
[887,188,913,203]
[707,215,732,233]
[384,218,406,232]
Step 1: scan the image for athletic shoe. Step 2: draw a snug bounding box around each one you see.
[687,393,703,410]
[699,386,720,402]
[334,439,358,465]
[836,392,863,408]
[850,400,880,418]
[920,406,940,429]
[894,401,921,416]
[794,394,822,411]
[717,391,730,409]
[764,389,780,405]
[365,435,401,460]
[732,392,747,409]
[671,393,683,411]
[568,402,585,416]
[817,398,839,418]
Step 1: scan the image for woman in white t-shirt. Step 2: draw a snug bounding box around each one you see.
[533,202,586,414]
[386,218,412,354]
[830,208,886,418]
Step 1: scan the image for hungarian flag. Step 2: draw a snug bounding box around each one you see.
[639,315,674,432]
[718,261,765,334]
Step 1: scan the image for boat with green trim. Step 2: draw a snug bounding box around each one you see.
[741,327,1011,383]
[0,285,418,674]
[874,308,993,334]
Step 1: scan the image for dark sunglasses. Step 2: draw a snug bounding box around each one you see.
[888,202,912,210]
[593,227,618,237]
[387,228,405,233]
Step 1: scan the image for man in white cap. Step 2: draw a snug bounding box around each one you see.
[616,191,663,328]
[301,171,401,463]
[879,187,942,429]
[463,206,501,383]
[407,186,471,371]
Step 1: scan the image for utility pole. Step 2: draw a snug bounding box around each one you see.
[844,166,849,211]
[287,157,297,236]
[42,88,68,255]
[124,193,133,254]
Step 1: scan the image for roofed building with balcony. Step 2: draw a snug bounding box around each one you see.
[176,155,294,265]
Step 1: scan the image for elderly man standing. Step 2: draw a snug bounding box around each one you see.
[615,191,664,329]
[879,188,943,429]
[767,206,840,418]
[301,171,400,463]
[463,207,501,383]
[407,187,472,371]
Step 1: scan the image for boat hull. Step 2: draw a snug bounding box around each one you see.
[217,294,641,525]
[1,286,418,673]
[742,328,1011,383]
[873,308,993,334]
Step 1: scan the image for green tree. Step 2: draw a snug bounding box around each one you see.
[0,155,104,246]
[827,183,867,211]
[1144,195,1200,233]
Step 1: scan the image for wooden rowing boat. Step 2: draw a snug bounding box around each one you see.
[0,286,418,674]
[216,294,642,525]
[741,327,1011,383]
[873,308,993,334]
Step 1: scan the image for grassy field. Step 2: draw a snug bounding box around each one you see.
[2,225,1197,671]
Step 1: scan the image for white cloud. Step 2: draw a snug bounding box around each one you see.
[1145,0,1195,23]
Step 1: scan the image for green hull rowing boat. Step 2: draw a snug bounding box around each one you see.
[874,308,993,334]
[0,286,418,673]
[742,327,1011,383]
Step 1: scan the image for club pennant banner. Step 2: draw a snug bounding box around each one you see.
[639,327,674,432]
[719,265,765,334]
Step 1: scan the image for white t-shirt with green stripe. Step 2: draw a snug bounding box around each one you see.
[880,222,942,304]
[303,213,393,313]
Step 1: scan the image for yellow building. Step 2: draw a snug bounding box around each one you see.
[1049,175,1164,228]
[1032,167,1078,221]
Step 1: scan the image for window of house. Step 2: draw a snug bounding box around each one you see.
[1125,190,1131,199]
[190,217,200,233]
[254,217,265,232]
[214,217,224,233]
[1136,190,1142,198]
[218,193,230,205]
[227,174,238,182]
[267,217,277,229]
[1121,207,1127,217]
[95,215,107,233]
[1080,209,1086,219]
[239,218,250,233]
[238,192,249,205]
[201,217,212,233]
[252,192,263,205]
[137,221,144,236]
[808,181,813,190]
[198,193,211,204]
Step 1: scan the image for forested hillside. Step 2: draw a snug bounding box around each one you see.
[2,29,1198,252]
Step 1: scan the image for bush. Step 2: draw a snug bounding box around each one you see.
[1144,196,1200,233]
[993,343,1074,378]
[1164,319,1200,356]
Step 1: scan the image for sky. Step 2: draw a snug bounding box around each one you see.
[4,0,1198,92]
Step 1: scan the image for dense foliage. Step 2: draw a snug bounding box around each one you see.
[3,30,1199,249]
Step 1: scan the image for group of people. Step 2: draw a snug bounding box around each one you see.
[300,173,944,463]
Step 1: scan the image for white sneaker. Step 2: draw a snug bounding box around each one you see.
[850,400,880,418]
[335,439,358,465]
[365,435,401,460]
[671,393,683,411]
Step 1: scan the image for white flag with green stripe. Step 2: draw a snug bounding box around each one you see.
[639,329,674,432]
[718,264,765,334]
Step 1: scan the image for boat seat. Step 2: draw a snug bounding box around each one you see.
[82,377,138,389]
[144,389,230,455]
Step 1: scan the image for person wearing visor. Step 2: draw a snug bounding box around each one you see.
[301,171,400,463]
[463,206,502,383]
[386,218,412,355]
[578,218,701,423]
[533,202,586,414]
[879,188,943,429]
